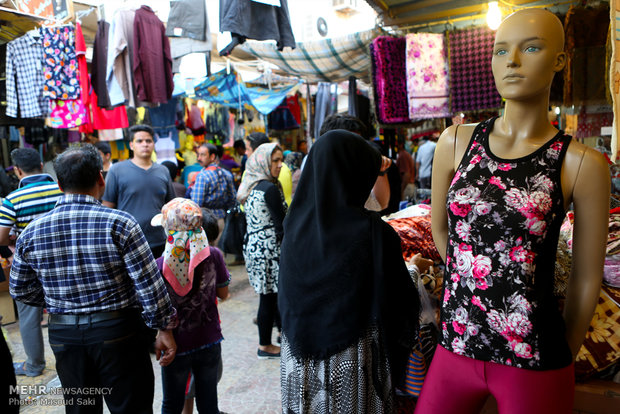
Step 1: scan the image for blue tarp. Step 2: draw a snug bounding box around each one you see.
[193,68,302,115]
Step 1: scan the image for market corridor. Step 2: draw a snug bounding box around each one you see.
[4,262,282,414]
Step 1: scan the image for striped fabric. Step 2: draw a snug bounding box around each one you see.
[0,174,63,234]
[240,29,378,83]
[403,345,427,397]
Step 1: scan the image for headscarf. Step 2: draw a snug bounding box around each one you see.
[151,198,210,296]
[278,130,418,382]
[283,151,303,172]
[236,142,282,204]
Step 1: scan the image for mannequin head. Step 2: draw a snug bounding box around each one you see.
[492,8,566,103]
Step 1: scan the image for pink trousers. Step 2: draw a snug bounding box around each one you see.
[414,345,575,414]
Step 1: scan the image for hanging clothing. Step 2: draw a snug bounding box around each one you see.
[313,82,335,138]
[49,99,87,129]
[370,37,410,124]
[563,4,610,106]
[133,6,174,104]
[76,23,93,134]
[92,20,111,108]
[41,26,80,100]
[148,98,180,148]
[99,128,124,142]
[90,88,129,131]
[109,8,138,107]
[267,99,299,130]
[406,32,450,119]
[219,0,295,50]
[448,27,502,112]
[166,0,208,41]
[348,76,358,117]
[106,17,127,107]
[6,31,50,118]
[155,133,177,165]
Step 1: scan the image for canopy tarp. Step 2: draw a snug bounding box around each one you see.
[240,29,379,83]
[194,68,302,115]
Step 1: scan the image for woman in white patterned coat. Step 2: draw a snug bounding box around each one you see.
[237,142,287,359]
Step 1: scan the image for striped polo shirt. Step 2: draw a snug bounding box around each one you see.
[0,174,63,234]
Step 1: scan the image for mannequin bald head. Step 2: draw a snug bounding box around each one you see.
[501,8,565,53]
[492,8,566,102]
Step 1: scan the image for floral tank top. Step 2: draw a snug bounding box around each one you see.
[442,117,573,370]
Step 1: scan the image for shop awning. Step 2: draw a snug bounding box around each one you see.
[240,29,379,83]
[194,68,302,115]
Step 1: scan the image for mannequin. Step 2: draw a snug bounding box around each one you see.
[417,9,611,414]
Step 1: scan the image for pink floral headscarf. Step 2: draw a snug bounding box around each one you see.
[151,198,210,296]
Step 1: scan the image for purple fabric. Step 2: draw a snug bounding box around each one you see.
[156,246,230,354]
[448,27,502,112]
[370,36,410,124]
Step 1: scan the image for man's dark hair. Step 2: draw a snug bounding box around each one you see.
[129,124,155,141]
[94,141,111,155]
[233,139,246,150]
[161,161,178,179]
[319,114,367,139]
[54,145,103,192]
[201,143,219,159]
[11,148,42,173]
[246,132,270,151]
[201,208,219,243]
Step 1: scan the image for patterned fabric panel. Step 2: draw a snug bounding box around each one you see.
[370,36,410,124]
[575,285,620,380]
[448,27,502,112]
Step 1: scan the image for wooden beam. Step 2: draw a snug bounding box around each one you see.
[383,4,485,26]
[391,0,454,17]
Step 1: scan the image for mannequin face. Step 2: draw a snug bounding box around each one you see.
[492,9,566,102]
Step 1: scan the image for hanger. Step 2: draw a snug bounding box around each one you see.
[75,7,96,24]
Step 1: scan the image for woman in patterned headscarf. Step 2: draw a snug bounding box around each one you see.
[237,143,287,359]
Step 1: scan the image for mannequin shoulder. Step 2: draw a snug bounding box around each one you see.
[565,139,609,177]
[563,139,610,204]
[436,123,478,171]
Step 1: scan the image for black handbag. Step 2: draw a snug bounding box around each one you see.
[218,204,246,256]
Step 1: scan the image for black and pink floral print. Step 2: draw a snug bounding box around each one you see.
[442,117,574,370]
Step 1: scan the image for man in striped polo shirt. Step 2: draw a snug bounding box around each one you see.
[0,148,62,377]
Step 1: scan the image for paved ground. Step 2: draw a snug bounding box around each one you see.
[3,261,282,413]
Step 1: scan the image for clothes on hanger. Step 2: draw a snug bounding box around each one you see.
[109,8,138,107]
[148,98,180,148]
[92,20,112,108]
[219,0,295,56]
[76,23,94,134]
[41,26,80,100]
[6,31,50,118]
[133,6,174,104]
[155,133,177,165]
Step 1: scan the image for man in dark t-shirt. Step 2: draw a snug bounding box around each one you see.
[103,125,175,257]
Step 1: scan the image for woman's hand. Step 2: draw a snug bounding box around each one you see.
[408,253,434,273]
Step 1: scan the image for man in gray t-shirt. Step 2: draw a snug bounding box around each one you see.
[416,137,437,189]
[103,125,174,257]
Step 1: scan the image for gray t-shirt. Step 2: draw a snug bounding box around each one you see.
[102,160,174,248]
[416,140,437,179]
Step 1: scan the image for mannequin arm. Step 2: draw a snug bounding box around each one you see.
[563,147,610,358]
[430,126,457,262]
